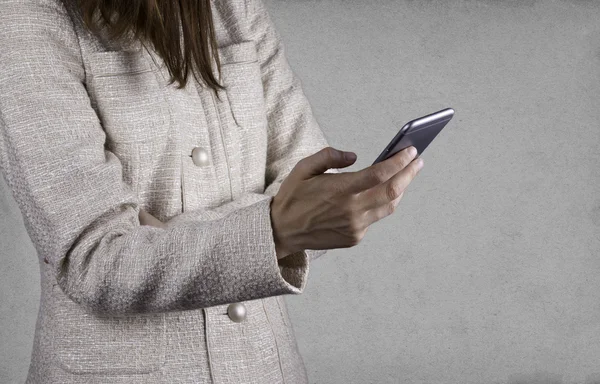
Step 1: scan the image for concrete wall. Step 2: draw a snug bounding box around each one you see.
[2,0,600,382]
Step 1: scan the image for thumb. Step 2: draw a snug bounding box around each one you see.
[296,147,357,179]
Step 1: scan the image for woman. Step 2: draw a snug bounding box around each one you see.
[0,0,423,382]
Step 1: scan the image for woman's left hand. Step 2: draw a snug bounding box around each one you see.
[139,209,167,229]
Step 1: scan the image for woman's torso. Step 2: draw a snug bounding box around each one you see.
[25,0,309,382]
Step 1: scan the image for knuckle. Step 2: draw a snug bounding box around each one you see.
[356,227,368,243]
[293,158,306,172]
[411,162,421,178]
[343,202,357,220]
[348,215,363,234]
[386,182,402,201]
[324,146,337,160]
[387,201,397,215]
[348,214,365,238]
[369,167,387,184]
[350,231,363,246]
[348,192,360,204]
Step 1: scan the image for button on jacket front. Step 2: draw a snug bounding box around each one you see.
[0,0,338,382]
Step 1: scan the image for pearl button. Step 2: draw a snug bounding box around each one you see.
[227,302,247,323]
[191,147,210,166]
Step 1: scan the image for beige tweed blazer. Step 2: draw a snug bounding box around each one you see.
[0,0,338,382]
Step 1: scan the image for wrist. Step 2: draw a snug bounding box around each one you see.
[270,198,298,259]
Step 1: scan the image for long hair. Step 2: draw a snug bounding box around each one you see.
[70,0,225,92]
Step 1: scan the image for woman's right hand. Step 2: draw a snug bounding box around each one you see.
[270,146,423,259]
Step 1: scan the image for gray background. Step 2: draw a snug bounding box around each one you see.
[2,0,599,383]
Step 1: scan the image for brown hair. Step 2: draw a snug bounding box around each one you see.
[70,0,225,93]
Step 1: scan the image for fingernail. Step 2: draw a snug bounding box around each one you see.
[344,152,356,161]
[409,146,417,157]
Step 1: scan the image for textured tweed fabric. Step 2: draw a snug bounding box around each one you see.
[0,0,339,382]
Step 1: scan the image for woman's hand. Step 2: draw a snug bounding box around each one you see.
[270,146,423,259]
[139,209,167,229]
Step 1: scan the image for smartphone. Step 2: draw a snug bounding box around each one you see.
[372,107,455,165]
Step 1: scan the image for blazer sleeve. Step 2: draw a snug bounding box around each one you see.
[245,0,341,262]
[0,0,310,315]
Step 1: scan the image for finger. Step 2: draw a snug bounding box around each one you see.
[358,156,423,213]
[293,147,357,180]
[343,146,418,194]
[364,191,404,226]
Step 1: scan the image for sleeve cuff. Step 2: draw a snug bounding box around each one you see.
[260,197,310,294]
[277,250,310,293]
